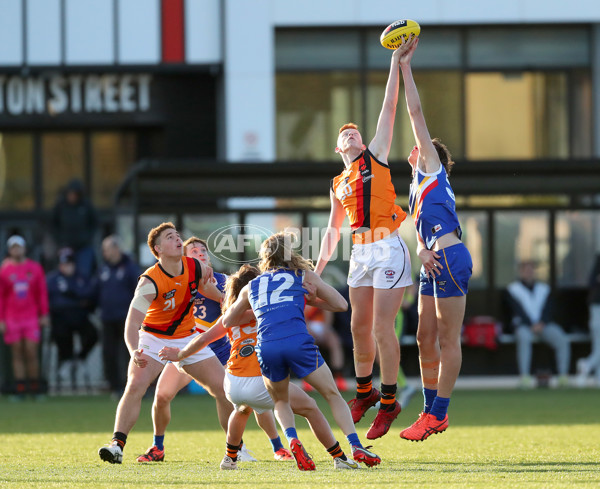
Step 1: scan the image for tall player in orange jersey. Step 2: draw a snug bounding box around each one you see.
[315,46,412,440]
[98,222,233,464]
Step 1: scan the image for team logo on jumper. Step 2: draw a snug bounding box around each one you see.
[431,224,442,234]
[188,282,198,297]
[163,289,176,300]
[239,345,255,357]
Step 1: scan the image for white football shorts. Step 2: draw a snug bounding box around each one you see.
[224,371,274,414]
[138,330,216,367]
[347,232,413,289]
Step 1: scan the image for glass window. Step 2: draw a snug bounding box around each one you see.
[182,213,240,273]
[0,132,34,210]
[276,72,361,161]
[458,211,488,289]
[494,211,550,287]
[367,71,464,161]
[571,70,593,158]
[91,131,136,208]
[115,213,136,255]
[306,211,353,283]
[276,30,360,70]
[236,212,302,264]
[467,27,589,68]
[239,212,303,264]
[466,72,569,160]
[136,214,177,267]
[556,211,600,287]
[41,132,85,208]
[367,28,462,70]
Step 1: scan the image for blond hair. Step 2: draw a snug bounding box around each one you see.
[147,222,176,259]
[222,264,260,312]
[258,232,313,275]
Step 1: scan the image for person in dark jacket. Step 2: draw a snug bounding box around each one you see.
[51,179,99,278]
[505,260,570,388]
[47,247,98,391]
[96,235,140,397]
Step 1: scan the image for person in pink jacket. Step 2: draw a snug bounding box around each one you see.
[0,235,49,399]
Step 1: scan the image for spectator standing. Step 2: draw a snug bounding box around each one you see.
[47,248,98,392]
[0,236,49,399]
[576,254,600,387]
[506,260,571,388]
[51,179,99,278]
[96,236,140,397]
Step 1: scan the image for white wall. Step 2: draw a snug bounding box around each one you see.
[65,0,114,65]
[0,0,23,66]
[223,0,275,162]
[186,0,222,64]
[271,0,600,26]
[118,0,160,64]
[27,0,61,65]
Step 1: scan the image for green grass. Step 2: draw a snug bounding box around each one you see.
[0,388,599,488]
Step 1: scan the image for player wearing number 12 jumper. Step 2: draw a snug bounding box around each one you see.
[137,237,290,463]
[222,233,381,470]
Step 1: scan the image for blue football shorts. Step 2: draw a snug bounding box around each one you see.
[209,336,231,366]
[420,242,472,298]
[256,333,324,382]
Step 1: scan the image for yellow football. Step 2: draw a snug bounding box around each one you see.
[380,19,420,50]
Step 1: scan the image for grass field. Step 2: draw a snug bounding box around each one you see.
[0,387,599,488]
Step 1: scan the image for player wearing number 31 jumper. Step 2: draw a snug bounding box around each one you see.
[397,35,472,442]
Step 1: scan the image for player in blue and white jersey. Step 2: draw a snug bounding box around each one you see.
[396,36,472,442]
[223,232,381,470]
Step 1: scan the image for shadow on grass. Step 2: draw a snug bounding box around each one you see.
[1,389,599,434]
[375,460,600,475]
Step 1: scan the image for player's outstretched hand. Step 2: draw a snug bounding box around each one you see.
[159,346,181,362]
[395,35,419,65]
